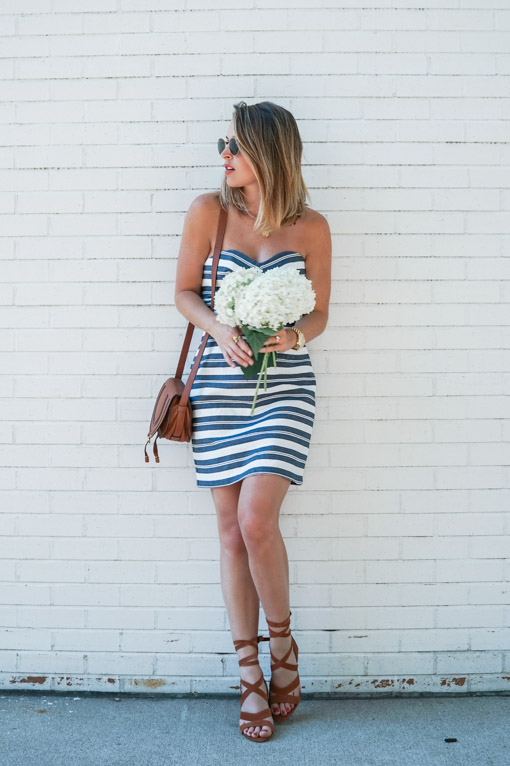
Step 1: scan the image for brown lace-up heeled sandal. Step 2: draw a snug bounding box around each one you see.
[266,610,301,722]
[233,634,274,742]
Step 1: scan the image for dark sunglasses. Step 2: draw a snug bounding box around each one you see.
[217,136,240,155]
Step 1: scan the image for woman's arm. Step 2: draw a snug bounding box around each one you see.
[295,211,332,344]
[260,210,332,354]
[174,194,254,369]
[174,193,219,335]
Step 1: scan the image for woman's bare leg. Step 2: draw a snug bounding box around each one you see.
[211,473,300,736]
[211,480,272,740]
[236,474,300,718]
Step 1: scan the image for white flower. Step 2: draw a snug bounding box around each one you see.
[214,264,317,414]
[214,266,262,327]
[236,266,316,329]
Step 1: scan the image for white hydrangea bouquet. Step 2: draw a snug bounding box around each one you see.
[215,265,316,415]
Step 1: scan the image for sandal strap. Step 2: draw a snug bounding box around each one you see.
[269,672,300,703]
[239,672,270,705]
[265,610,292,638]
[240,709,273,724]
[266,612,298,670]
[233,635,274,738]
[233,634,270,667]
[238,668,274,735]
[266,612,301,718]
[240,711,274,736]
[269,638,298,671]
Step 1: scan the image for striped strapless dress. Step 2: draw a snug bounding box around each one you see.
[186,248,316,488]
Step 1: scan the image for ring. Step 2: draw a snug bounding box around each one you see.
[233,335,241,344]
[276,334,280,342]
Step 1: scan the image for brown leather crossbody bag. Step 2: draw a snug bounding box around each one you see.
[144,206,227,463]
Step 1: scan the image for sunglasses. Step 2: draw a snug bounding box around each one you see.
[217,136,240,155]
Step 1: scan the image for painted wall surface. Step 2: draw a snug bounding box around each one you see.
[1,1,509,695]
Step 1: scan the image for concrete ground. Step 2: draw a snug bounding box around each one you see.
[0,692,509,766]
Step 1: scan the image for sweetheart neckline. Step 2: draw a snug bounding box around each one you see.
[207,248,305,266]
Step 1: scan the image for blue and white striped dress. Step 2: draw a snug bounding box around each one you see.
[187,248,316,488]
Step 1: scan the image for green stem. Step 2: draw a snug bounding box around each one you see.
[250,353,268,416]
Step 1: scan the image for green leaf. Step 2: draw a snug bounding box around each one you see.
[239,324,280,381]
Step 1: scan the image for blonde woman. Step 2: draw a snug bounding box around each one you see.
[175,101,331,741]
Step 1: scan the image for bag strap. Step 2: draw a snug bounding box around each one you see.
[174,205,228,404]
[174,321,196,380]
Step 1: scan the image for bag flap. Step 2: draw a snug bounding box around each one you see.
[148,377,185,437]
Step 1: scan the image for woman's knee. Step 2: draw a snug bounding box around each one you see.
[236,474,289,546]
[219,521,247,555]
[211,484,243,547]
[238,506,277,547]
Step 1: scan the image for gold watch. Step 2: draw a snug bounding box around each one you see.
[290,325,305,350]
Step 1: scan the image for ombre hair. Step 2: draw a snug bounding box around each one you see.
[217,100,311,235]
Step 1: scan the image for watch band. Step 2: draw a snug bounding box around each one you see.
[290,325,305,350]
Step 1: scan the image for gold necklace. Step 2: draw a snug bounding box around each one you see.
[245,206,271,237]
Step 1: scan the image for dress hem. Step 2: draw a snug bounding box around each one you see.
[196,469,303,488]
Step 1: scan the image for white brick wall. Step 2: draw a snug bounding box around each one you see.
[1,1,509,696]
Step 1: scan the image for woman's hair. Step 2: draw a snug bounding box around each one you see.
[217,100,311,235]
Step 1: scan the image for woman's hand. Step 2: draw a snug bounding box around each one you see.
[259,328,297,354]
[211,322,254,369]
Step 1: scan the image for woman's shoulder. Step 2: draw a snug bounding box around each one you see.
[299,204,328,228]
[297,205,331,243]
[296,206,331,262]
[188,191,223,217]
[183,193,223,247]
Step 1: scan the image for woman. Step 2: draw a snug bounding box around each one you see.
[174,101,331,741]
